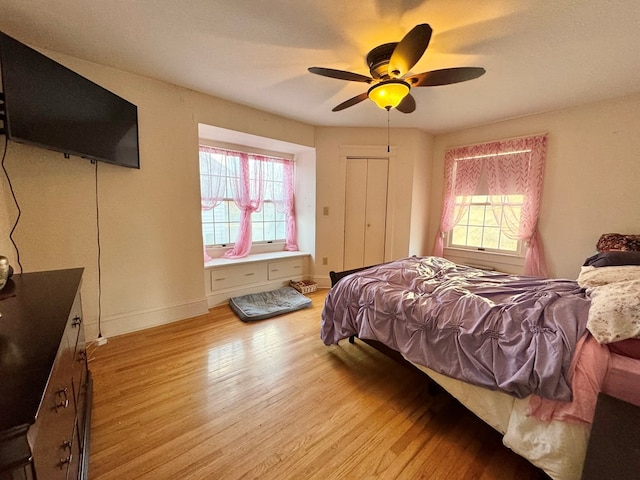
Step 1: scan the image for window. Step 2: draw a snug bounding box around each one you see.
[200,146,297,258]
[434,134,548,275]
[449,194,523,254]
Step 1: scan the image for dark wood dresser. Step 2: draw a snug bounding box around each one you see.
[0,269,92,480]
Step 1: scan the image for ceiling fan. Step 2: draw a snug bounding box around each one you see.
[308,24,486,113]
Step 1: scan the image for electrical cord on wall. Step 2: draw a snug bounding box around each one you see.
[1,135,23,273]
[94,160,107,345]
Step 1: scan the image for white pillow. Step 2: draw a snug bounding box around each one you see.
[578,265,640,288]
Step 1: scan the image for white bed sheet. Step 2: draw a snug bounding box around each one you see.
[410,361,590,480]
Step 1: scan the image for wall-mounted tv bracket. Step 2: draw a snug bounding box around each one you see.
[0,91,5,135]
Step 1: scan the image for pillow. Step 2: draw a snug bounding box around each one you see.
[584,251,640,267]
[578,265,640,288]
[596,233,640,252]
[586,279,640,344]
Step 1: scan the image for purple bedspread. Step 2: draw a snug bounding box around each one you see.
[321,257,590,401]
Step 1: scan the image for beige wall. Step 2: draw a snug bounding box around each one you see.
[0,50,315,339]
[314,127,433,285]
[2,45,638,339]
[429,93,640,279]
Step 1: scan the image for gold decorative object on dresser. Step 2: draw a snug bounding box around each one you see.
[0,268,92,480]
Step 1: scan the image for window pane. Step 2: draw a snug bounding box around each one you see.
[485,206,500,227]
[214,223,229,244]
[202,223,215,245]
[482,227,500,249]
[275,222,286,240]
[452,226,468,245]
[202,209,213,222]
[213,203,228,222]
[252,222,264,242]
[262,222,274,241]
[229,203,241,222]
[263,202,276,221]
[500,233,519,251]
[467,226,483,247]
[229,222,239,241]
[468,205,486,226]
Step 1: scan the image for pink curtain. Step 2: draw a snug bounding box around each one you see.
[200,147,298,259]
[199,146,227,261]
[485,134,548,276]
[223,152,266,258]
[433,134,548,276]
[432,151,483,256]
[281,160,298,251]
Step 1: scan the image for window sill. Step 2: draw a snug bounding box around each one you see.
[204,251,309,268]
[443,247,525,274]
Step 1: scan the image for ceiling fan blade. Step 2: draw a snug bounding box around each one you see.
[409,67,486,87]
[388,24,433,77]
[332,92,369,111]
[308,67,373,83]
[396,93,416,114]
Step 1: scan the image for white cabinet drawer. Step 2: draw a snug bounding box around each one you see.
[210,263,267,290]
[267,258,305,280]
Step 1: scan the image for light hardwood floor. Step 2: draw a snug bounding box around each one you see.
[88,289,547,479]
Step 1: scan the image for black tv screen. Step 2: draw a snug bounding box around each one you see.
[0,32,139,168]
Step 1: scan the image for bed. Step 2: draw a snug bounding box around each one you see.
[321,254,640,480]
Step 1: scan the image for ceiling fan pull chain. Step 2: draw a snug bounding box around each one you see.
[387,108,390,153]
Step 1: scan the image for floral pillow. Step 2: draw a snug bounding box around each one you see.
[586,279,640,344]
[578,265,640,344]
[596,233,640,252]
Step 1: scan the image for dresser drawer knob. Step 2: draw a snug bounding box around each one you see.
[54,398,69,412]
[59,454,73,468]
[61,440,72,451]
[72,315,82,327]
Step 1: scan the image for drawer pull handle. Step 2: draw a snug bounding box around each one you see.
[59,454,73,469]
[61,440,72,451]
[215,277,226,281]
[54,398,69,412]
[245,272,255,276]
[72,315,82,327]
[78,349,87,362]
[271,269,279,272]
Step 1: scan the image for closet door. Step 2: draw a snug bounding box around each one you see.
[343,158,389,270]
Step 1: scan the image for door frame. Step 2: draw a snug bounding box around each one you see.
[339,145,398,272]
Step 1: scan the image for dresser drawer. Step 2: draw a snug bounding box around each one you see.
[30,339,76,480]
[267,258,305,280]
[210,263,268,291]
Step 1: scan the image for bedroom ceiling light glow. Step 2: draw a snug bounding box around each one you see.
[367,80,410,110]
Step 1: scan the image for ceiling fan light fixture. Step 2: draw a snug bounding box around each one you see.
[367,80,410,110]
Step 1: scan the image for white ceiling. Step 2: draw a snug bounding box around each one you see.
[1,0,639,134]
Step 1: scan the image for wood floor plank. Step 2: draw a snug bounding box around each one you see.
[88,289,547,479]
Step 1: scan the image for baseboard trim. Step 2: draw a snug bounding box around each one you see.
[86,297,209,339]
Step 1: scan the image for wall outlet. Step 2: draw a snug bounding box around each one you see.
[323,206,329,216]
[96,336,108,346]
[322,257,328,265]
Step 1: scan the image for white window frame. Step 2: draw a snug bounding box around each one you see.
[200,148,290,249]
[446,194,526,257]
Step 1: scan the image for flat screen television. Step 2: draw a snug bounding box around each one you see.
[0,31,139,169]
